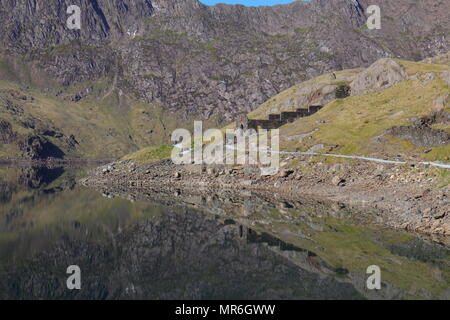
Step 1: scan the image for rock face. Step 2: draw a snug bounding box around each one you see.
[18,135,65,160]
[433,94,449,111]
[385,109,450,148]
[439,70,450,87]
[350,59,408,96]
[0,120,16,144]
[0,0,449,120]
[422,52,450,66]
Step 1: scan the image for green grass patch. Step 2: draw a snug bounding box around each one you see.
[396,59,449,75]
[280,76,450,159]
[122,145,173,162]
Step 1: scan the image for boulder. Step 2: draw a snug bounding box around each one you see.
[0,120,16,144]
[18,135,65,160]
[439,70,450,87]
[279,169,294,178]
[307,144,324,152]
[350,59,408,96]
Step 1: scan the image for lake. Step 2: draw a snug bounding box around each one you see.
[0,165,449,300]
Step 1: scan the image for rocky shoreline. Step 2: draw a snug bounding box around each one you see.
[80,157,450,236]
[0,158,111,168]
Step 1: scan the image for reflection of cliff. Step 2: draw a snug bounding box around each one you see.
[18,166,65,189]
[90,186,450,300]
[0,180,16,204]
[0,208,363,300]
[0,166,81,253]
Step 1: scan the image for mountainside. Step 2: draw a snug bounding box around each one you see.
[121,55,449,167]
[0,0,449,159]
[248,56,450,163]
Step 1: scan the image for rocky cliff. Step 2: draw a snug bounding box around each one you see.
[0,0,449,159]
[1,0,448,119]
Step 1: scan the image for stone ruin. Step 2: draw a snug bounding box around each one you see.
[235,105,323,131]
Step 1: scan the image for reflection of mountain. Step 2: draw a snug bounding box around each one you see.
[0,165,66,189]
[18,166,65,189]
[0,167,156,265]
[0,166,449,300]
[0,167,362,299]
[0,207,364,300]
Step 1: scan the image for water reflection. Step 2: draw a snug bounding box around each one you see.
[0,165,449,300]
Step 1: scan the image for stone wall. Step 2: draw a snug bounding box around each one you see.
[237,105,323,130]
[236,112,249,130]
[309,105,322,113]
[335,84,351,99]
[247,119,281,130]
[0,120,17,144]
[295,109,311,117]
[280,112,300,123]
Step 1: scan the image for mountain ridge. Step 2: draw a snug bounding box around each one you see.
[1,0,448,120]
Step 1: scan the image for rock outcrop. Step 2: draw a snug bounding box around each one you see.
[18,135,65,160]
[385,125,450,148]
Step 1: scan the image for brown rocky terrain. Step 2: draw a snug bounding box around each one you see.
[80,156,450,236]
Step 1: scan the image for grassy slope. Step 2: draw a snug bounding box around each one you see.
[219,204,449,299]
[0,55,219,159]
[122,145,174,162]
[87,57,450,164]
[248,58,450,162]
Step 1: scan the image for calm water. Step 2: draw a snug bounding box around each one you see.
[0,165,449,300]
